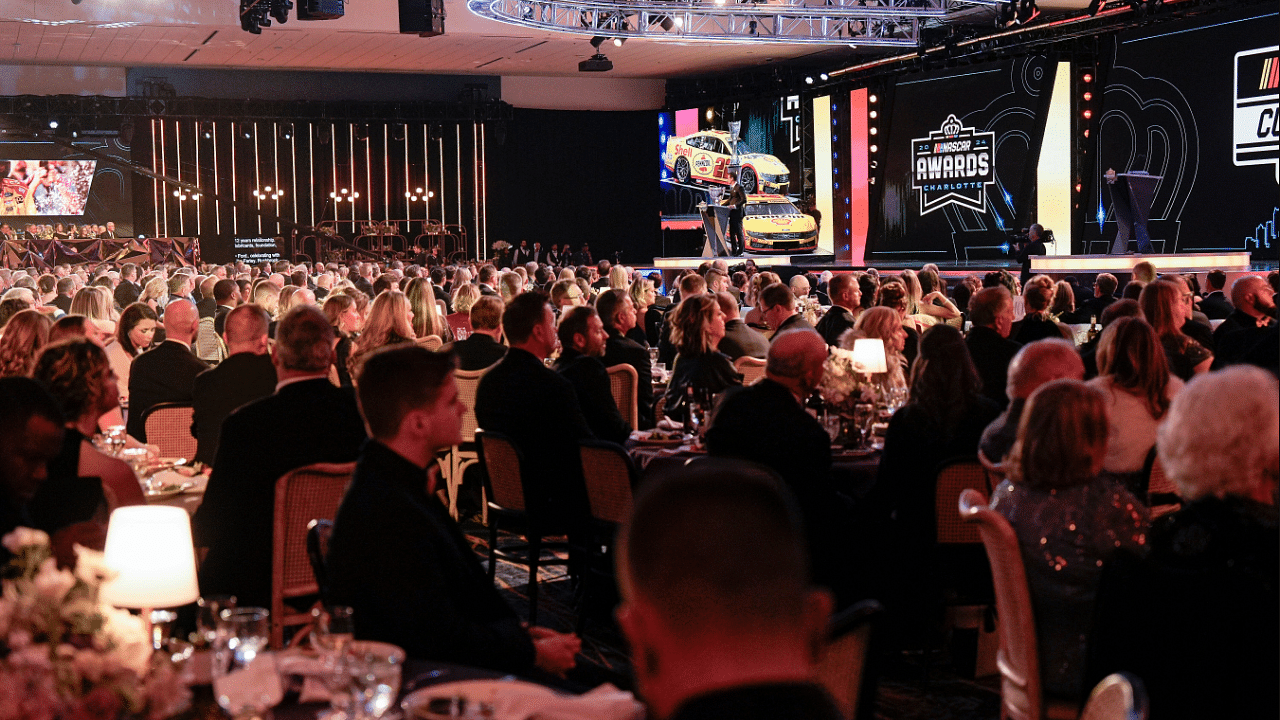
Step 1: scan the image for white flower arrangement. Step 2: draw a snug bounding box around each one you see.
[819,347,879,414]
[0,529,191,720]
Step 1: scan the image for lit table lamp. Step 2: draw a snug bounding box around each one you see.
[101,505,200,649]
[850,338,888,376]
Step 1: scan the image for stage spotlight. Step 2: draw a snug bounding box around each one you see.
[1082,73,1092,83]
[869,127,878,135]
[1082,109,1092,119]
[590,36,606,49]
[1082,91,1092,101]
[269,0,292,24]
[868,94,877,103]
[819,73,829,81]
[869,110,877,119]
[613,37,624,47]
[805,76,814,85]
[705,108,714,121]
[48,119,58,129]
[674,17,683,28]
[869,144,878,153]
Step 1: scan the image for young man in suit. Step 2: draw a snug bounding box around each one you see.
[125,299,209,441]
[554,306,631,445]
[1199,269,1233,320]
[759,283,814,338]
[190,305,277,466]
[439,295,507,371]
[114,263,141,309]
[192,305,367,608]
[814,274,861,347]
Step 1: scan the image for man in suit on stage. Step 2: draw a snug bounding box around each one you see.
[440,295,507,371]
[126,299,209,441]
[964,287,1021,409]
[192,305,366,608]
[190,305,277,466]
[721,176,747,255]
[114,264,141,309]
[475,292,594,528]
[513,240,534,267]
[100,222,118,240]
[598,289,654,430]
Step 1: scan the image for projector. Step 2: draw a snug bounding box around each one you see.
[579,53,613,72]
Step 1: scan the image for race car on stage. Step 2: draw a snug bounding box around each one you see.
[741,194,818,254]
[664,130,790,195]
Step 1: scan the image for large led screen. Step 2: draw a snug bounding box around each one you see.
[872,56,1054,263]
[1086,6,1278,258]
[0,160,97,216]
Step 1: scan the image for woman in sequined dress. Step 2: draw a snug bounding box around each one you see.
[990,378,1149,702]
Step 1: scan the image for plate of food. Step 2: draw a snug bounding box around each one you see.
[401,679,558,720]
[144,483,187,500]
[632,428,687,447]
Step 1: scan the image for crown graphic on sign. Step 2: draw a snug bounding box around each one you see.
[940,114,963,137]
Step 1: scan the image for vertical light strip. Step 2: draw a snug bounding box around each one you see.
[404,126,411,225]
[291,130,298,225]
[438,135,445,226]
[230,123,238,236]
[193,121,201,233]
[849,88,870,265]
[480,124,487,259]
[813,96,833,257]
[308,124,315,227]
[254,122,262,235]
[349,125,356,233]
[159,120,168,237]
[151,120,160,237]
[331,123,338,230]
[424,125,431,227]
[213,121,221,235]
[1037,60,1073,255]
[383,124,390,226]
[175,121,184,236]
[366,128,373,226]
[272,122,280,237]
[455,125,462,237]
[472,122,479,259]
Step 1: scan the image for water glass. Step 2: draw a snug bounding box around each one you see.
[347,642,404,719]
[212,607,281,720]
[454,327,470,341]
[821,411,842,444]
[104,425,127,456]
[312,605,356,653]
[196,594,237,648]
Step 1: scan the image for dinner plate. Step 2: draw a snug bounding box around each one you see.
[401,679,557,720]
[834,447,877,458]
[631,432,687,447]
[145,484,186,500]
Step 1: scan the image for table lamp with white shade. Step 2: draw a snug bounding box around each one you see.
[100,505,200,649]
[850,338,888,376]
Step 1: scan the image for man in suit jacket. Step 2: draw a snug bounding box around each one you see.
[1199,269,1233,320]
[1211,275,1276,370]
[554,306,631,445]
[598,290,654,430]
[195,276,218,319]
[190,305,277,466]
[964,287,1021,409]
[513,241,534,267]
[51,276,75,315]
[439,296,507,371]
[327,346,580,674]
[126,300,209,441]
[474,293,593,528]
[716,292,769,361]
[1077,273,1119,321]
[477,264,500,297]
[114,264,141,309]
[759,283,814,339]
[192,306,367,608]
[211,279,240,337]
[813,274,861,347]
[101,222,118,240]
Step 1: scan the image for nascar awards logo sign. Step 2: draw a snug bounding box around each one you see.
[1233,46,1279,182]
[911,114,995,215]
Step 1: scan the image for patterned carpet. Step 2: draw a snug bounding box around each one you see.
[461,520,1004,720]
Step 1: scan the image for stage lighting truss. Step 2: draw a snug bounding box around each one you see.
[466,0,994,47]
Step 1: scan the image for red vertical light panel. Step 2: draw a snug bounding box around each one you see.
[849,88,870,266]
[675,108,699,139]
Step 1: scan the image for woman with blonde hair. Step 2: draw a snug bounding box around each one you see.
[992,378,1148,702]
[609,265,629,291]
[663,293,740,421]
[323,293,361,388]
[348,289,415,378]
[1140,278,1212,379]
[0,308,52,378]
[900,268,960,326]
[406,276,450,342]
[744,271,783,329]
[628,277,659,346]
[277,285,300,316]
[138,276,168,314]
[448,282,480,337]
[843,306,908,389]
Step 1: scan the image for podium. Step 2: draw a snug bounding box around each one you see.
[699,204,734,257]
[1108,173,1161,254]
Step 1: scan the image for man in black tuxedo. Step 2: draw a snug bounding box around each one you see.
[51,277,75,315]
[554,306,631,445]
[101,222,118,240]
[1199,269,1233,320]
[114,263,141,309]
[598,289,654,429]
[474,292,593,528]
[716,293,768,361]
[476,264,500,297]
[964,287,1021,409]
[1077,273,1119,321]
[1212,274,1276,370]
[429,266,450,306]
[439,296,507,371]
[195,276,218,319]
[126,300,209,441]
[513,240,533,267]
[190,305,277,466]
[327,345,580,674]
[814,274,861,347]
[760,283,814,339]
[192,305,366,608]
[211,279,240,336]
[531,242,545,266]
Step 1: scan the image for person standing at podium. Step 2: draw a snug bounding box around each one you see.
[721,175,747,256]
[1105,163,1155,255]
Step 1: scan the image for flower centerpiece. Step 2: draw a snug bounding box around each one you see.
[0,529,191,720]
[818,346,879,415]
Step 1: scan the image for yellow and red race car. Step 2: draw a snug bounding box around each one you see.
[742,194,818,254]
[664,130,790,194]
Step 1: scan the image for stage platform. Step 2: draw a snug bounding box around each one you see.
[1030,251,1254,274]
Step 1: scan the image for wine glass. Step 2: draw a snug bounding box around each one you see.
[821,410,842,445]
[197,594,237,648]
[347,642,404,720]
[212,607,282,720]
[852,403,876,450]
[313,606,357,720]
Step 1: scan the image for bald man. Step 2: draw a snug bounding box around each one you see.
[191,304,279,465]
[706,329,856,605]
[1211,274,1277,370]
[978,338,1085,465]
[126,299,210,441]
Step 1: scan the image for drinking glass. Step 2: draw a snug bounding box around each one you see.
[196,594,237,648]
[104,425,127,456]
[821,411,842,444]
[454,327,470,341]
[212,607,281,720]
[312,605,356,653]
[347,642,404,720]
[852,403,876,450]
[313,606,357,720]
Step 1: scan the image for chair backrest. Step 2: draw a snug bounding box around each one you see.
[959,488,1044,720]
[936,457,989,545]
[605,363,639,431]
[272,462,355,647]
[1079,672,1148,720]
[816,599,882,720]
[477,430,526,512]
[195,316,227,364]
[579,440,637,525]
[455,367,489,444]
[978,448,1007,491]
[306,519,334,604]
[733,355,767,386]
[417,334,443,351]
[142,402,197,460]
[1144,450,1181,519]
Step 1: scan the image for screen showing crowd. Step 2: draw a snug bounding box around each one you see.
[0,160,98,216]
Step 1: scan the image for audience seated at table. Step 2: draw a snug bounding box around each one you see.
[617,460,841,720]
[0,308,51,378]
[714,291,768,362]
[874,280,920,366]
[979,338,1084,466]
[1139,279,1213,380]
[126,299,208,442]
[843,306,909,390]
[1211,273,1276,370]
[758,282,814,338]
[1010,279,1071,344]
[348,290,416,378]
[327,345,581,675]
[814,273,862,347]
[439,295,507,371]
[193,305,367,608]
[597,289,654,429]
[1088,366,1278,720]
[0,378,67,565]
[662,293,741,423]
[554,305,631,445]
[990,379,1149,702]
[964,286,1021,409]
[190,304,278,466]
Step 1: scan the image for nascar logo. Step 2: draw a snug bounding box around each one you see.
[911,114,996,215]
[1234,46,1279,181]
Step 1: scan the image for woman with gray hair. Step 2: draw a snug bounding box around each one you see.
[1089,366,1278,720]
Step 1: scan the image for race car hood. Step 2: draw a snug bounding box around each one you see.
[743,214,816,232]
[736,153,789,174]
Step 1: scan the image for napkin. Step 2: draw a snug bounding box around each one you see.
[656,418,684,431]
[491,683,643,720]
[212,652,284,710]
[274,652,331,703]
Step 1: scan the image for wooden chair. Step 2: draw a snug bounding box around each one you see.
[605,363,639,431]
[477,430,569,625]
[958,489,1079,720]
[576,439,640,632]
[438,366,489,520]
[141,402,197,460]
[936,457,991,546]
[417,334,443,351]
[1079,673,1148,720]
[733,355,767,386]
[1142,449,1181,519]
[816,599,883,720]
[270,462,355,649]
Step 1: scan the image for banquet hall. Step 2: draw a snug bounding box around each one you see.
[0,0,1276,719]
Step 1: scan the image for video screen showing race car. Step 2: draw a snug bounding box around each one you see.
[0,159,97,216]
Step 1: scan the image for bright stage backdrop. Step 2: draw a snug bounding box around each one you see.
[1085,5,1278,259]
[871,56,1055,263]
[0,140,132,232]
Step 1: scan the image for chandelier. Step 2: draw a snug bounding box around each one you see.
[467,0,990,47]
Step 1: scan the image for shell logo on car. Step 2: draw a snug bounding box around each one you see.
[663,130,791,194]
[741,194,817,255]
